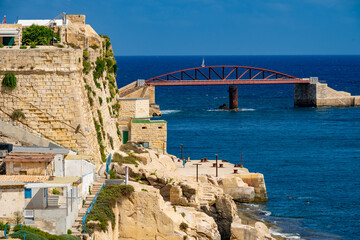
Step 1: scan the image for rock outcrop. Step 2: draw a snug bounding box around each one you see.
[231,220,275,240]
[114,183,221,240]
[109,149,274,240]
[221,176,255,202]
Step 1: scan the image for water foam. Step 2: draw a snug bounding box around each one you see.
[269,227,302,239]
[161,110,182,114]
[207,108,255,112]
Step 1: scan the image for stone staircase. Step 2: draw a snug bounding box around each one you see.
[70,178,105,237]
[48,195,60,207]
[198,185,218,206]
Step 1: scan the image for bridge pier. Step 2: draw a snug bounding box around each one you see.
[228,86,238,109]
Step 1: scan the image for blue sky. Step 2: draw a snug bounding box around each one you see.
[1,0,359,55]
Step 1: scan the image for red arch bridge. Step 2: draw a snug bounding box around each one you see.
[144,66,312,109]
[145,65,309,86]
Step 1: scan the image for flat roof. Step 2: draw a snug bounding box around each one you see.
[132,119,167,124]
[64,155,92,161]
[13,146,70,154]
[0,175,50,183]
[44,176,82,185]
[17,19,68,27]
[0,181,25,187]
[3,152,56,163]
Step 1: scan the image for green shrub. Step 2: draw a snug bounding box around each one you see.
[135,176,142,181]
[22,25,59,45]
[10,230,46,240]
[11,225,80,240]
[112,64,118,74]
[120,142,146,154]
[67,229,72,235]
[0,222,10,231]
[87,92,94,107]
[90,45,99,50]
[20,45,27,49]
[112,103,120,113]
[109,85,116,98]
[57,44,64,48]
[98,96,103,105]
[83,60,91,74]
[52,188,60,195]
[13,224,22,232]
[83,49,89,60]
[30,43,36,48]
[2,73,17,89]
[141,188,148,192]
[109,136,114,149]
[180,222,188,231]
[97,110,103,126]
[11,110,25,121]
[181,212,186,218]
[113,152,140,165]
[0,44,4,48]
[109,170,115,179]
[95,58,105,77]
[86,185,134,232]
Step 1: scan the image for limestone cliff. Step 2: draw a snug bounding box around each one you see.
[107,149,276,240]
[0,17,121,164]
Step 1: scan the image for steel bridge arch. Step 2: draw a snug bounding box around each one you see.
[145,65,309,86]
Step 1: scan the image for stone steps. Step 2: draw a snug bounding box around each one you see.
[70,180,105,235]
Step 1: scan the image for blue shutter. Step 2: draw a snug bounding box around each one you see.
[25,188,32,198]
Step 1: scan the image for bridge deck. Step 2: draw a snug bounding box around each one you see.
[147,78,310,86]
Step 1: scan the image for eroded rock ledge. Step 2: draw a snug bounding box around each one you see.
[95,148,276,240]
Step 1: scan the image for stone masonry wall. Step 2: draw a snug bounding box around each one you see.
[0,45,121,164]
[0,187,25,219]
[130,122,167,151]
[118,98,149,121]
[294,82,360,107]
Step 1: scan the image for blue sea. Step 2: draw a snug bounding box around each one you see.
[116,55,360,240]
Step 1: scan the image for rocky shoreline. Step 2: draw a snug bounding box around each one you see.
[94,147,283,240]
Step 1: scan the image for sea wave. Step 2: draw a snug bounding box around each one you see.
[269,227,302,239]
[162,110,182,114]
[207,108,255,112]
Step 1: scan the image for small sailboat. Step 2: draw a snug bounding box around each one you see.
[201,57,205,67]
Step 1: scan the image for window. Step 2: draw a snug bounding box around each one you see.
[142,126,147,129]
[25,188,32,198]
[139,142,149,148]
[158,126,163,129]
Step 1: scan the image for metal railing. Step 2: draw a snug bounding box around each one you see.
[4,224,25,239]
[105,153,112,174]
[82,183,104,236]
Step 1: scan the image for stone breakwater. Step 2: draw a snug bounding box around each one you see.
[96,148,278,240]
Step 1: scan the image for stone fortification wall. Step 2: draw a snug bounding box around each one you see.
[0,44,121,163]
[118,98,150,120]
[295,82,360,107]
[119,83,156,104]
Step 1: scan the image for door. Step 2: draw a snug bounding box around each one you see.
[123,131,128,144]
[3,37,14,46]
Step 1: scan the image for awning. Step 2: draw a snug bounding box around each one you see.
[25,183,71,189]
[0,29,20,37]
